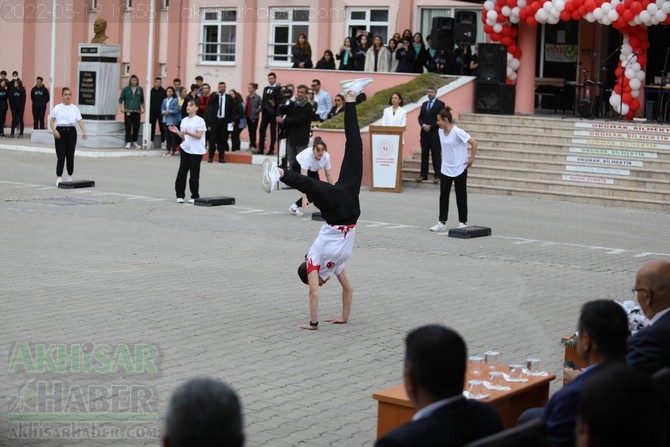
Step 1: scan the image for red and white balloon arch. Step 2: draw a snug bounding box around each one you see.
[481,0,670,119]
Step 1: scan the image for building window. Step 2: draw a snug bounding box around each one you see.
[347,8,389,43]
[199,8,237,64]
[269,7,309,65]
[89,0,97,11]
[163,0,168,8]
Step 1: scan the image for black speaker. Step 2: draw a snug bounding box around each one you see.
[455,11,477,45]
[431,17,455,52]
[475,84,515,115]
[477,43,507,84]
[578,98,594,119]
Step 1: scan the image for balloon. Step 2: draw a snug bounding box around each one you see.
[494,23,503,33]
[560,10,571,20]
[502,6,512,16]
[620,103,630,115]
[609,94,620,107]
[629,78,641,90]
[622,92,632,103]
[607,9,619,21]
[536,9,549,22]
[593,8,604,20]
[614,83,622,94]
[487,10,498,20]
[640,10,651,22]
[510,58,520,70]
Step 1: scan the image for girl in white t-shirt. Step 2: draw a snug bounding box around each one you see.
[429,106,478,233]
[49,87,87,186]
[288,136,334,216]
[168,99,207,203]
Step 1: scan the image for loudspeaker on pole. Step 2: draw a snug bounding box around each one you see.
[455,11,477,45]
[430,17,455,52]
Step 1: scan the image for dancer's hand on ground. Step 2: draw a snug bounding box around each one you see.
[324,317,347,324]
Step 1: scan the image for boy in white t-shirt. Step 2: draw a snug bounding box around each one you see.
[261,78,372,330]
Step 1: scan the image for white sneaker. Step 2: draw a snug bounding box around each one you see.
[288,204,304,217]
[66,175,73,182]
[161,142,167,149]
[176,198,184,203]
[261,159,280,193]
[430,222,447,232]
[339,78,373,96]
[125,142,131,149]
[187,198,195,204]
[131,142,140,149]
[56,177,62,186]
[458,222,468,229]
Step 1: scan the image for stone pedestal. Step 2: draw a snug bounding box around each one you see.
[77,44,121,120]
[31,120,138,148]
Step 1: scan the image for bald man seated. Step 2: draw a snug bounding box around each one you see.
[626,259,670,373]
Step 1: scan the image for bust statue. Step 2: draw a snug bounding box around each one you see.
[90,18,109,44]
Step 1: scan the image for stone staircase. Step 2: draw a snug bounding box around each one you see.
[401,113,670,210]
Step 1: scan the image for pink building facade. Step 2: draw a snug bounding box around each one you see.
[3,0,670,127]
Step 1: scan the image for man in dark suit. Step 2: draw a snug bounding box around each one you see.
[375,324,502,447]
[576,363,668,447]
[627,259,670,373]
[275,84,312,171]
[542,300,629,447]
[206,81,233,163]
[416,86,444,183]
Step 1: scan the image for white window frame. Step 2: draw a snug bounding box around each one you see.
[123,0,132,11]
[346,8,389,44]
[199,8,237,65]
[268,7,310,66]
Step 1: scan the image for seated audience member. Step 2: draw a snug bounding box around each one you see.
[576,363,669,447]
[375,324,502,447]
[627,259,670,373]
[327,94,345,119]
[525,300,629,447]
[315,50,336,70]
[163,377,244,447]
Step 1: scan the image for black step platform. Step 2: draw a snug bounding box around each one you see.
[311,212,326,222]
[193,196,235,206]
[448,225,492,239]
[58,180,95,189]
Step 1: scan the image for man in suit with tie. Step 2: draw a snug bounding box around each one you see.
[541,300,629,447]
[375,324,502,447]
[627,259,670,373]
[417,86,445,183]
[206,82,233,163]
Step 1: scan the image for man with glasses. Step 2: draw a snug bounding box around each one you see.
[627,259,670,373]
[311,79,332,122]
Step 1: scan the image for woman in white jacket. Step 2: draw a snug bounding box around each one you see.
[364,35,390,72]
[381,92,407,126]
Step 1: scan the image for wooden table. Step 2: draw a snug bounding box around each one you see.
[372,368,556,438]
